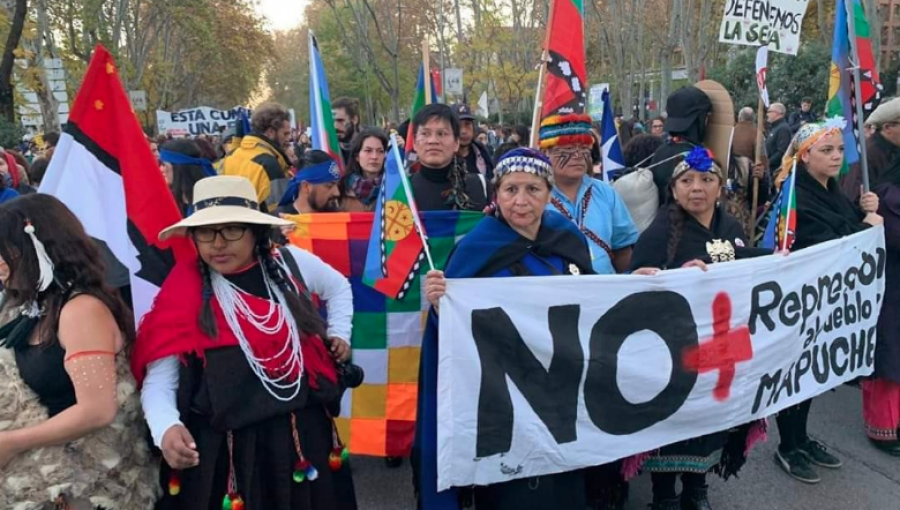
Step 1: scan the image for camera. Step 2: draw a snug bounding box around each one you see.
[337,362,364,389]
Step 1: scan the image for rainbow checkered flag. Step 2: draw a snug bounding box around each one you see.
[287,211,482,456]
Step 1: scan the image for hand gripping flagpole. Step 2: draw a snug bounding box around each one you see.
[845,0,871,193]
[391,133,435,271]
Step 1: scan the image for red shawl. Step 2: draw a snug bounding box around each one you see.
[131,257,337,389]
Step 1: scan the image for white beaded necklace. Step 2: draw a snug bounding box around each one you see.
[211,261,304,401]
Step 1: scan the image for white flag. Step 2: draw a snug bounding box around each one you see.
[756,46,770,108]
[477,91,489,117]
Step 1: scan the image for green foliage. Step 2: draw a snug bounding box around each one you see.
[708,42,832,114]
[0,116,25,147]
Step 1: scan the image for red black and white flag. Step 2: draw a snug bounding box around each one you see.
[39,45,194,322]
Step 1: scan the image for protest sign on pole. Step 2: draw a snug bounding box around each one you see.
[436,227,885,490]
[719,0,811,55]
[444,68,464,96]
[588,83,610,121]
[155,106,248,136]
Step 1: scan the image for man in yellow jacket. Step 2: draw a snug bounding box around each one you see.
[220,102,293,212]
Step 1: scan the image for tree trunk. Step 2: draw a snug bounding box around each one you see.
[660,0,680,113]
[817,0,829,45]
[32,0,61,133]
[0,0,28,123]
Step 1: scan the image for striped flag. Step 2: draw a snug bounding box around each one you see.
[599,89,624,181]
[39,45,194,323]
[541,0,586,116]
[827,0,882,185]
[308,31,343,169]
[761,165,797,252]
[404,42,439,160]
[363,139,427,299]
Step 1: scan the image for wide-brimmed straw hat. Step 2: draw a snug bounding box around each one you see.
[159,176,292,241]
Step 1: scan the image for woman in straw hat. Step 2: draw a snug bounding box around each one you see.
[772,120,882,485]
[132,175,358,510]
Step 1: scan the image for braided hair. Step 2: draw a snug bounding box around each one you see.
[665,201,687,269]
[197,226,327,340]
[445,157,473,210]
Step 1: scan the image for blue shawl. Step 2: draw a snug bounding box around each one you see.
[413,210,592,509]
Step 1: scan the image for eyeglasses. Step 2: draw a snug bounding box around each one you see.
[191,225,248,243]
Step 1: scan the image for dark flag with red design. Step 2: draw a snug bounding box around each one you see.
[39,45,194,322]
[541,0,587,116]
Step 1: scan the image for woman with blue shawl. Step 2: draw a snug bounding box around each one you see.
[413,148,596,510]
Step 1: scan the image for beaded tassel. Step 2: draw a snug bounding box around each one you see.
[290,413,319,483]
[328,414,349,472]
[168,470,181,496]
[221,431,245,509]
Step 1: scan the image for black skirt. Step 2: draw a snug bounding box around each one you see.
[154,407,356,510]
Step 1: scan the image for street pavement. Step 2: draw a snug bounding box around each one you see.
[351,384,900,509]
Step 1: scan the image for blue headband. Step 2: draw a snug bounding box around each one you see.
[159,150,217,177]
[279,160,341,206]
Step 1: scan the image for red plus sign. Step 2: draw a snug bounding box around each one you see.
[682,292,753,402]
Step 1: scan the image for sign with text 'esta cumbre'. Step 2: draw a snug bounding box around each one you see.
[718,0,811,55]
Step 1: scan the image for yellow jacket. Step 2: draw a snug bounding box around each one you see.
[219,134,290,211]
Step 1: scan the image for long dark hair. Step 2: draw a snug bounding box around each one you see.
[162,139,208,215]
[196,225,327,340]
[0,194,134,345]
[345,128,388,177]
[341,129,388,197]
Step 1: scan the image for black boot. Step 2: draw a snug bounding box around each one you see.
[869,438,900,457]
[649,499,681,510]
[384,456,404,468]
[680,485,712,510]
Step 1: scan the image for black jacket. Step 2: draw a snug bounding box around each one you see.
[787,110,818,133]
[460,140,496,180]
[765,118,792,174]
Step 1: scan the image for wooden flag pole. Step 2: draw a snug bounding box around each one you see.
[529,0,556,148]
[750,96,764,237]
[422,40,433,106]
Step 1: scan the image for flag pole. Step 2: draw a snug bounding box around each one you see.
[845,0,871,193]
[391,133,435,270]
[530,0,556,148]
[751,96,764,237]
[423,40,434,105]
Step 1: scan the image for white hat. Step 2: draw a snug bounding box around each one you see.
[159,176,292,241]
[867,97,900,127]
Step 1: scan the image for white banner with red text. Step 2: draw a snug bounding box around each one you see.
[437,227,885,490]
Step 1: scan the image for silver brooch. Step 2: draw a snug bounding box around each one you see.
[706,239,736,263]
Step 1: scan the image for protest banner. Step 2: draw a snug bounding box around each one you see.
[156,106,249,136]
[436,227,885,490]
[718,0,811,55]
